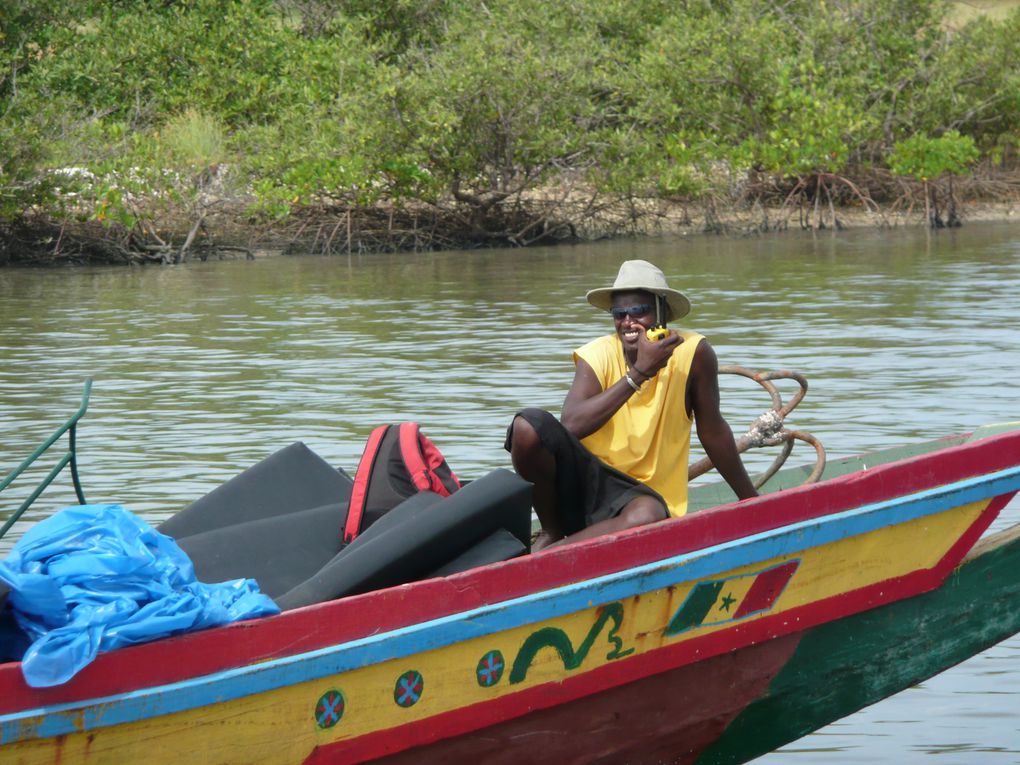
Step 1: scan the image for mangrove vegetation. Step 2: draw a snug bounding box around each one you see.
[2,0,1019,264]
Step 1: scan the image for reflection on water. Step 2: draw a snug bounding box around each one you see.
[1,222,1019,761]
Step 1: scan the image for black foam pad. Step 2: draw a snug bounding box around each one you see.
[158,442,352,539]
[277,469,532,610]
[174,501,346,599]
[427,528,528,578]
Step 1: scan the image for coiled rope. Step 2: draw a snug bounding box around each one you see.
[688,366,826,488]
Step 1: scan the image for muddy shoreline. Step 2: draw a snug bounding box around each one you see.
[2,195,1018,267]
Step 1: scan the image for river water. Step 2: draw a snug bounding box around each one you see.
[2,222,1019,762]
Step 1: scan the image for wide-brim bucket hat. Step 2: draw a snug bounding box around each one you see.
[586,259,691,321]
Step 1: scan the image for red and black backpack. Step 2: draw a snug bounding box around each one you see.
[343,423,461,543]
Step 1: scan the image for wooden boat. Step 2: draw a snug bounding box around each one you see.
[1,381,1020,764]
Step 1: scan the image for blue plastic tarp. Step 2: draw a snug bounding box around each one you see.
[0,504,279,687]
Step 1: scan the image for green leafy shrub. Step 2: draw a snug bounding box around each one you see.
[889,131,980,182]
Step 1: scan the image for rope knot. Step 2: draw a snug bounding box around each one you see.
[745,409,785,448]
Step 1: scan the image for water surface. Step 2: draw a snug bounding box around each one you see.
[1,222,1018,761]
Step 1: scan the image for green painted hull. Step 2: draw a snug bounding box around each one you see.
[689,431,972,512]
[698,523,1020,764]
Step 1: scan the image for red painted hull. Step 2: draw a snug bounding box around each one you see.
[354,634,802,765]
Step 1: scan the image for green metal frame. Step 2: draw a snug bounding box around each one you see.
[0,378,92,540]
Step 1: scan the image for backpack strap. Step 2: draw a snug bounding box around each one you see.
[398,423,460,496]
[344,424,389,543]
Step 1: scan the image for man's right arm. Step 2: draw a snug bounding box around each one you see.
[560,359,635,439]
[562,332,681,440]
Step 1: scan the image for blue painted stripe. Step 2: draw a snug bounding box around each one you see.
[3,465,1019,744]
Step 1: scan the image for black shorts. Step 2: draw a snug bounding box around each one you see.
[504,408,665,536]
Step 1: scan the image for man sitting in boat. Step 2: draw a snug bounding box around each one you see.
[507,259,758,550]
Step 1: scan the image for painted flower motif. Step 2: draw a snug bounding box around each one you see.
[476,650,505,687]
[315,689,345,729]
[394,670,425,708]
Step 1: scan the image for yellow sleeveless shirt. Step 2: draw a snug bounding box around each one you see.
[574,331,703,517]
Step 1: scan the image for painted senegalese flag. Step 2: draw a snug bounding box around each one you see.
[665,560,799,636]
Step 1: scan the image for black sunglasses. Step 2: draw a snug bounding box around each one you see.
[610,304,654,320]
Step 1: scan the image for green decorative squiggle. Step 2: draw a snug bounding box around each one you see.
[509,602,635,684]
